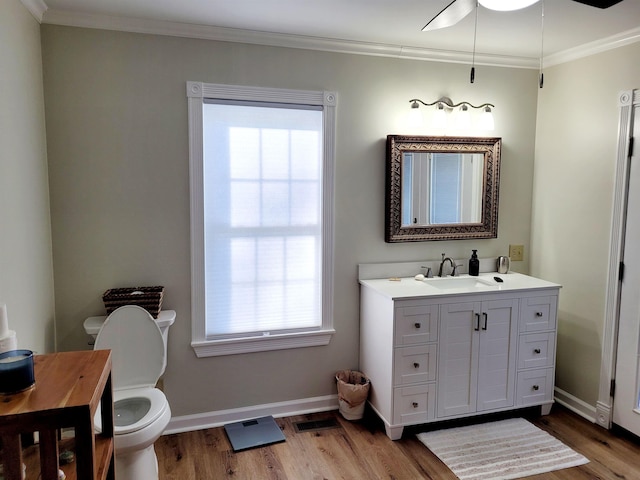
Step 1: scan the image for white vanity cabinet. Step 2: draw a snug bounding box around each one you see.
[359,272,560,440]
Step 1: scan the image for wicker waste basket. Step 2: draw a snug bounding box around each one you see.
[335,370,370,420]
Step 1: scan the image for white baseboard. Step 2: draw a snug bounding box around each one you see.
[164,394,339,435]
[554,387,597,424]
[164,389,598,436]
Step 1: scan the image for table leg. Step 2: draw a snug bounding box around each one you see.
[39,429,60,480]
[75,420,96,479]
[0,434,23,480]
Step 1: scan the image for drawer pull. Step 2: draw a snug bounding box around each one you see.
[534,348,541,354]
[414,322,421,329]
[412,402,419,408]
[474,313,480,331]
[532,385,540,391]
[536,312,543,317]
[482,312,488,331]
[413,362,420,369]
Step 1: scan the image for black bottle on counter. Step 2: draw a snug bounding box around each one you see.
[469,249,480,276]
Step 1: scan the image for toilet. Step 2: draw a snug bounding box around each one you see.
[90,305,174,480]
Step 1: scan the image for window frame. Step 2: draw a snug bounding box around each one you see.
[187,82,337,357]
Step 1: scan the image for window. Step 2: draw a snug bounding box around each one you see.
[187,82,336,357]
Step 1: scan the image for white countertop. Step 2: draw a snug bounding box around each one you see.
[359,272,561,300]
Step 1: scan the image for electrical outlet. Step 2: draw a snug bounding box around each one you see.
[509,244,524,262]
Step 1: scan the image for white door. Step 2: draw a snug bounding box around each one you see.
[613,105,640,436]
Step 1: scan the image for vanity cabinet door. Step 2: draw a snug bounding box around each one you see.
[476,298,518,412]
[438,301,481,418]
[438,298,518,418]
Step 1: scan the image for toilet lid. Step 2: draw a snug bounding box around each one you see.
[95,305,165,389]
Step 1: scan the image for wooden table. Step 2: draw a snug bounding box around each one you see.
[0,350,115,480]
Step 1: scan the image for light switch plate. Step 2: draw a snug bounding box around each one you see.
[509,244,524,262]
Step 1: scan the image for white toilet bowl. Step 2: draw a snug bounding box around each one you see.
[93,305,173,480]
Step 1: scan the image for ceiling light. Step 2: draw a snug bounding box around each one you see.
[409,97,495,131]
[478,0,540,11]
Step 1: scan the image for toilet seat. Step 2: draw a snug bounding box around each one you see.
[94,388,169,435]
[113,388,169,435]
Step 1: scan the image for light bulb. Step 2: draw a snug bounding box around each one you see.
[480,106,495,131]
[455,104,471,129]
[432,103,448,129]
[408,103,423,129]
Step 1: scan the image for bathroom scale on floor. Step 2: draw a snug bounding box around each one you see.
[224,415,286,452]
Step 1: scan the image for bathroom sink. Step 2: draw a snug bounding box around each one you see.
[423,276,498,291]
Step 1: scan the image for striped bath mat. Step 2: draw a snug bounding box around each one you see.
[416,418,589,480]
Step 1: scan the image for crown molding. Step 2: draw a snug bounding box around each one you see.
[41,8,640,69]
[20,0,48,22]
[41,9,537,69]
[544,25,640,67]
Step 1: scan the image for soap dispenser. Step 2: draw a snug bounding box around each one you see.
[469,250,480,276]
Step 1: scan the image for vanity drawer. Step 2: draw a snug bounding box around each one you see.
[394,344,437,386]
[394,304,438,346]
[516,368,554,406]
[518,332,555,369]
[393,383,436,425]
[520,296,557,332]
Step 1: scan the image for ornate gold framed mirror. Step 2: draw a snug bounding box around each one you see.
[385,135,501,242]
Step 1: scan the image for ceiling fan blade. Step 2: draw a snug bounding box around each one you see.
[422,0,476,32]
[571,0,623,7]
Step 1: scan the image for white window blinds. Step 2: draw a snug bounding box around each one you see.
[202,101,323,338]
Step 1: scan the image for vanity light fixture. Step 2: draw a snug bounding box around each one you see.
[409,97,495,130]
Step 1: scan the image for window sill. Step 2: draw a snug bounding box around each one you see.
[191,329,335,357]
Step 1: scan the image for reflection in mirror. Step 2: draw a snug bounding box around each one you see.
[401,152,484,226]
[386,135,501,242]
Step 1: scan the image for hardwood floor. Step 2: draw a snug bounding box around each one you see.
[155,405,640,479]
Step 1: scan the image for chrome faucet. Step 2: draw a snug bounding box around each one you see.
[420,266,434,278]
[438,253,455,277]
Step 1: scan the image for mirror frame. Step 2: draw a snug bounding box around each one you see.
[385,135,502,242]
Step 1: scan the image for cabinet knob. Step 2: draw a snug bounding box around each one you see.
[414,322,421,329]
[413,362,420,369]
[412,402,419,408]
[534,348,541,354]
[532,385,540,391]
[536,312,543,317]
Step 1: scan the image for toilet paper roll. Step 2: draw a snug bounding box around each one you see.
[0,331,18,354]
[0,303,8,338]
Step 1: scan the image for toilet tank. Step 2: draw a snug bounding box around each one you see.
[84,309,176,375]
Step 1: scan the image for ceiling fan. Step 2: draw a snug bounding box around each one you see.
[423,0,624,31]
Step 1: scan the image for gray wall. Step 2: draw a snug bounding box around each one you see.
[41,25,540,418]
[0,0,54,355]
[532,42,640,407]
